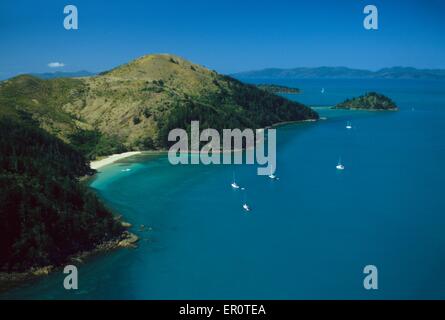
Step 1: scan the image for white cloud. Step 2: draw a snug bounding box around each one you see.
[48,62,65,68]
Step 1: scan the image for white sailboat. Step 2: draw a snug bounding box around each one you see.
[231,172,240,189]
[268,167,277,180]
[346,121,352,129]
[242,192,251,212]
[336,158,345,170]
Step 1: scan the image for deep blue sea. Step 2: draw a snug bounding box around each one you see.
[2,79,445,299]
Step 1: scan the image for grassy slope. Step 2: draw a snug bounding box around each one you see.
[0,75,88,140]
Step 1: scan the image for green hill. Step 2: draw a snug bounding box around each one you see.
[0,75,86,139]
[78,54,318,148]
[333,92,398,111]
[1,54,318,155]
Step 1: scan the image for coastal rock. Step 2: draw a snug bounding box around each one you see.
[70,257,84,264]
[0,266,53,292]
[31,266,53,276]
[121,221,132,228]
[139,224,153,232]
[118,231,139,248]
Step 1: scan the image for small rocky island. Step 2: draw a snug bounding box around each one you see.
[334,92,398,111]
[256,84,300,94]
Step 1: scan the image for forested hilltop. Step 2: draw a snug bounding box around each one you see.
[0,54,318,157]
[334,92,398,111]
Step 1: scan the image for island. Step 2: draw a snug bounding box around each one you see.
[256,84,300,94]
[333,92,398,111]
[0,53,319,290]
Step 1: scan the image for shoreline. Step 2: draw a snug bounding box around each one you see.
[90,151,142,170]
[0,229,138,293]
[88,118,320,169]
[331,106,399,112]
[266,118,318,129]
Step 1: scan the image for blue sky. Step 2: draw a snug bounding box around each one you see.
[0,0,444,78]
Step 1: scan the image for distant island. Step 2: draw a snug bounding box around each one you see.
[232,66,445,80]
[256,84,300,94]
[333,92,398,111]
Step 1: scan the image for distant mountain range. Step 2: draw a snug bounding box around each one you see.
[31,70,95,79]
[232,67,445,80]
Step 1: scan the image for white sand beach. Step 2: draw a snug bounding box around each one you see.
[90,151,142,170]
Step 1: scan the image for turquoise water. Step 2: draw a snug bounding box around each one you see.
[2,79,445,299]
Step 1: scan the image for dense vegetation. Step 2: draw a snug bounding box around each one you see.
[256,84,300,94]
[68,130,127,160]
[334,92,398,111]
[0,116,123,272]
